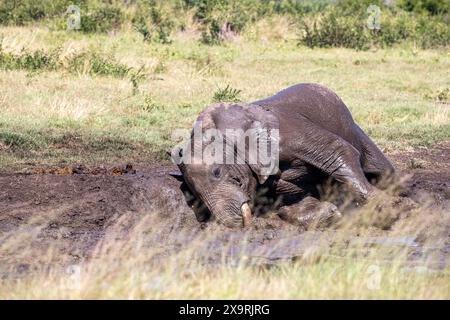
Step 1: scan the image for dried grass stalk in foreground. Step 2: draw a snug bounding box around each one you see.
[0,185,448,299]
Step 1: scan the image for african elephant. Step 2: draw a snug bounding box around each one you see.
[171,83,394,228]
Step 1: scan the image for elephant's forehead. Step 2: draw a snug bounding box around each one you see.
[185,163,211,173]
[185,163,233,174]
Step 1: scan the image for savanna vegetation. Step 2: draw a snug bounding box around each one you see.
[0,0,449,170]
[0,0,449,299]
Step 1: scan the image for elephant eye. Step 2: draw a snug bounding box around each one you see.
[212,167,221,178]
[231,176,243,187]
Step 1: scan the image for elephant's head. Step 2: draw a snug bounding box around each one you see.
[172,103,279,228]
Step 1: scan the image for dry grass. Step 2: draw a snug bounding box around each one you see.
[0,24,449,299]
[0,25,449,169]
[0,186,449,300]
[0,236,448,299]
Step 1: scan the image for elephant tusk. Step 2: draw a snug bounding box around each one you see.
[241,203,253,227]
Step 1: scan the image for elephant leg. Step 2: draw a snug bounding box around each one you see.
[285,121,376,201]
[275,179,309,204]
[278,196,341,229]
[330,151,377,202]
[355,124,395,187]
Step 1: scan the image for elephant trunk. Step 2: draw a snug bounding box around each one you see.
[206,195,252,228]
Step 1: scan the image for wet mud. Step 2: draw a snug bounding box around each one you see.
[0,144,449,275]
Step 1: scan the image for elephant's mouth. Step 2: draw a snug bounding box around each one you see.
[206,197,254,228]
[241,202,253,227]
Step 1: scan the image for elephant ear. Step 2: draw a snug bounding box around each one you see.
[246,119,280,184]
[220,104,280,185]
[169,145,186,174]
[249,164,271,185]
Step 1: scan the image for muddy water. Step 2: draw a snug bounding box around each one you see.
[0,162,449,276]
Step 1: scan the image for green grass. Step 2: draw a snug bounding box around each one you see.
[0,25,449,171]
[0,24,449,299]
[212,84,242,102]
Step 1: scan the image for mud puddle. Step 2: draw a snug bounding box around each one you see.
[0,144,449,276]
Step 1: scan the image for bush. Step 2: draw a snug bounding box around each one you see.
[67,52,130,77]
[212,85,241,102]
[133,15,152,42]
[0,0,123,33]
[272,0,334,16]
[201,19,223,45]
[299,8,370,50]
[398,0,449,15]
[335,0,391,14]
[80,4,123,33]
[132,1,176,43]
[0,46,58,71]
[184,0,259,44]
[0,0,449,49]
[413,14,450,48]
[298,2,450,49]
[0,0,92,26]
[0,43,132,78]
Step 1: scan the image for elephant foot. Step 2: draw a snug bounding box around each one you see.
[278,196,342,229]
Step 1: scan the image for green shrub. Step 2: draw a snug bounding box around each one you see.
[0,0,85,25]
[0,0,123,33]
[132,1,175,44]
[298,3,450,49]
[1,0,449,49]
[0,1,45,24]
[0,43,132,78]
[413,14,450,48]
[80,5,123,33]
[89,53,129,77]
[140,95,165,112]
[185,0,259,44]
[212,85,241,102]
[398,0,449,15]
[201,19,223,45]
[0,131,37,149]
[299,8,370,50]
[130,66,147,95]
[67,52,130,77]
[335,0,391,15]
[0,45,58,71]
[272,0,334,15]
[133,15,151,42]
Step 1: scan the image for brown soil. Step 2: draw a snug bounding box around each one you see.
[0,143,449,276]
[389,143,450,206]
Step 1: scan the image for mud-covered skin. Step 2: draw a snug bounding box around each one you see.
[177,83,394,228]
[278,197,341,229]
[254,83,394,198]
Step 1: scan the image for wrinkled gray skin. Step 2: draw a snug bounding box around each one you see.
[172,83,394,228]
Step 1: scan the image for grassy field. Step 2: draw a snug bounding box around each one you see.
[0,21,449,299]
[0,24,449,170]
[2,252,449,299]
[1,207,449,300]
